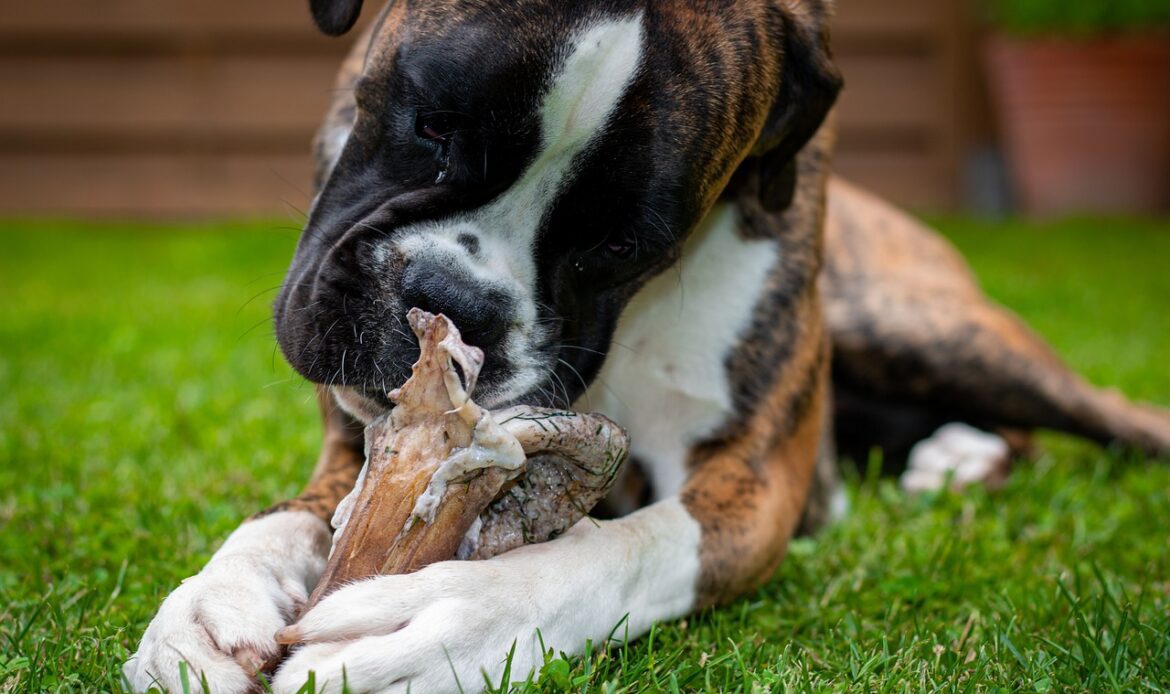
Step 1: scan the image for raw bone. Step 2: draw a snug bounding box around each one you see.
[296,309,628,617]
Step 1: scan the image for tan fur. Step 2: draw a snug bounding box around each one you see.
[823,179,1170,455]
[679,108,837,606]
[682,328,828,607]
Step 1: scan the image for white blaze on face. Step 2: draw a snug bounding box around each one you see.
[474,13,646,312]
[394,13,646,404]
[483,12,649,268]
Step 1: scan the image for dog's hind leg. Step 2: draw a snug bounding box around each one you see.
[823,178,1170,461]
[832,384,1033,488]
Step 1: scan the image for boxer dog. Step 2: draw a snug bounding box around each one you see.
[124,0,1170,691]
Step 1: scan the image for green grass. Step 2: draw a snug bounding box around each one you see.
[1,217,1169,692]
[987,0,1170,35]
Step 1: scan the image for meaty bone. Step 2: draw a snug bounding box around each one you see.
[297,308,628,615]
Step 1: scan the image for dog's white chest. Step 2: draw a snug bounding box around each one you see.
[578,203,778,498]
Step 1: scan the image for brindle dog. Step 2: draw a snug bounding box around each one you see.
[123,1,1170,691]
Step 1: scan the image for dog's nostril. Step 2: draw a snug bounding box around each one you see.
[430,296,508,349]
[456,233,480,256]
[400,259,512,349]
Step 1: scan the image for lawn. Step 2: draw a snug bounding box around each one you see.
[1,216,1169,692]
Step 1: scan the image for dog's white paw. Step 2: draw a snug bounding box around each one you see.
[271,551,558,694]
[901,423,1010,492]
[272,504,699,694]
[123,512,330,693]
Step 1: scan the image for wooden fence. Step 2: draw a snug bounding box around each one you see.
[0,0,982,217]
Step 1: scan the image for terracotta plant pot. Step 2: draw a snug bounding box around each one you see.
[984,33,1170,216]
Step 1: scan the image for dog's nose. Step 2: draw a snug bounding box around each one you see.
[401,258,511,350]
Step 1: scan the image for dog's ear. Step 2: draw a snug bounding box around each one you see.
[754,2,843,212]
[309,0,366,36]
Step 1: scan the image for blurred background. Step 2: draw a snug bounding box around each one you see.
[0,0,1166,219]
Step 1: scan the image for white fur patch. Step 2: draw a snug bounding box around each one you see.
[123,512,331,693]
[272,498,700,693]
[901,423,1010,492]
[578,203,780,498]
[498,14,646,222]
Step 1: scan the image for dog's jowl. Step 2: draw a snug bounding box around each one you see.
[124,1,1170,692]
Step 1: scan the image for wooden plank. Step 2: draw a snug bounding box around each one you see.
[0,154,314,217]
[834,151,956,210]
[0,152,957,218]
[834,0,942,39]
[0,54,944,146]
[4,0,939,40]
[0,0,370,56]
[0,0,974,215]
[0,56,339,137]
[3,0,934,54]
[0,0,342,38]
[834,53,942,132]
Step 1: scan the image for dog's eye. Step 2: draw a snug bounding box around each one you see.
[414,111,473,184]
[415,112,465,144]
[604,232,637,260]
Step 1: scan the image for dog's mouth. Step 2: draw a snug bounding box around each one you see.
[273,219,615,419]
[327,330,606,425]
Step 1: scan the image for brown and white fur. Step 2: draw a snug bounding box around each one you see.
[124,1,1170,692]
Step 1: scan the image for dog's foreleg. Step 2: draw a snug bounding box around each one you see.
[123,387,364,693]
[271,496,706,693]
[270,353,830,692]
[681,339,829,606]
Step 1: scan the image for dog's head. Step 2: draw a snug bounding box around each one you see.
[275,0,841,421]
